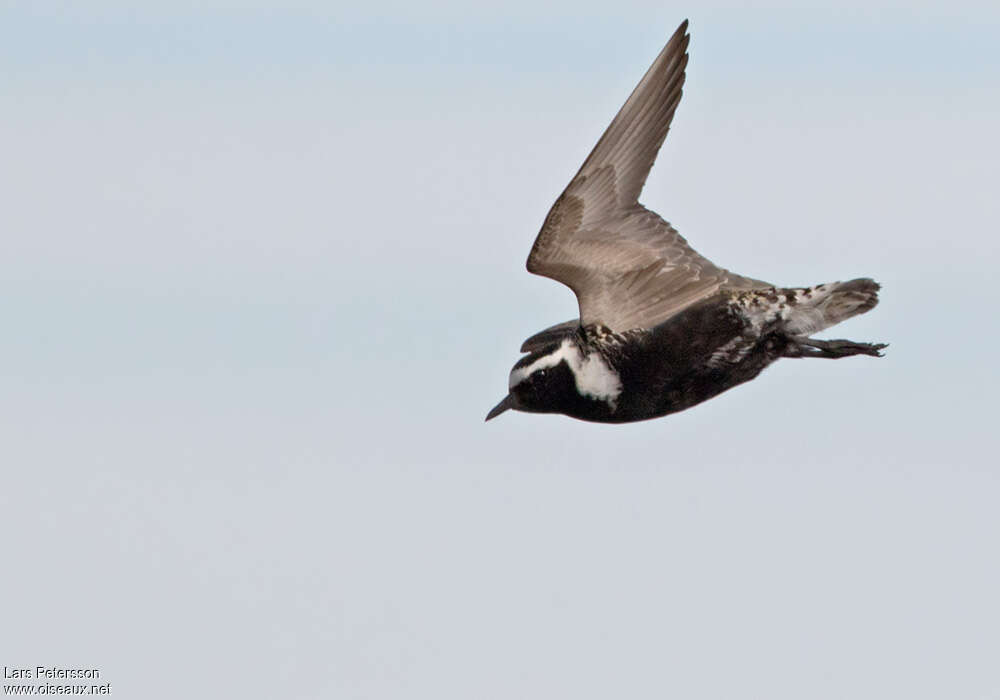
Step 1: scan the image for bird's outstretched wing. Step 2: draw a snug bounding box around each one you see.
[526,20,770,332]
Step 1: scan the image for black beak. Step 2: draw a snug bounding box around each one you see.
[485,394,513,422]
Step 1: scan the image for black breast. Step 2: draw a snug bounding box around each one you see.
[609,295,788,422]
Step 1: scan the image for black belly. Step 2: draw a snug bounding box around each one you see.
[590,296,787,423]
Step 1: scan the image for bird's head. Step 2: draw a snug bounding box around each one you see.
[485,340,581,421]
[486,338,623,421]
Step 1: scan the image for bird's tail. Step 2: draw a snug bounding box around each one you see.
[782,278,881,336]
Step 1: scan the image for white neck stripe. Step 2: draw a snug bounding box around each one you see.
[510,339,623,407]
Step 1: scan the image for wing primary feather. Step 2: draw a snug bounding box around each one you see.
[523,21,771,332]
[575,21,689,210]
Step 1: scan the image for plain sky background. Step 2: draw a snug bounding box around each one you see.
[2,1,999,698]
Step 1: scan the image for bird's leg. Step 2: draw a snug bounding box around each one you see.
[785,337,888,359]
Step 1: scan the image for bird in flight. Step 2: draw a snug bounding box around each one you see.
[486,20,885,424]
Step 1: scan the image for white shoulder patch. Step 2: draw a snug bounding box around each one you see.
[510,339,623,408]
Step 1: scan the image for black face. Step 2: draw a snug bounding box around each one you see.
[488,339,620,422]
[509,357,578,415]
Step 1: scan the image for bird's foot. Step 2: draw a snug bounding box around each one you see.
[786,337,888,359]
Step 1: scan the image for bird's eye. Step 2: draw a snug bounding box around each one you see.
[536,369,547,380]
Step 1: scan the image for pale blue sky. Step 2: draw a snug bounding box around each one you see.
[2,2,999,698]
